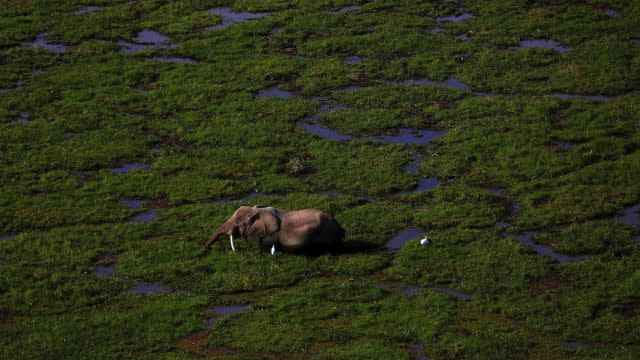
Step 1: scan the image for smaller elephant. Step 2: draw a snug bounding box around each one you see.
[204,206,345,253]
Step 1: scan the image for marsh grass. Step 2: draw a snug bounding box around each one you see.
[1,0,639,358]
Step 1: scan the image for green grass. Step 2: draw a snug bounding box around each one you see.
[1,0,639,358]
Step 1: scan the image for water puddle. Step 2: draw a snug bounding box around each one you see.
[210,192,268,204]
[299,122,355,141]
[0,234,17,241]
[509,40,572,53]
[130,282,174,294]
[406,178,441,194]
[206,305,250,328]
[408,342,429,360]
[489,188,507,197]
[615,203,640,227]
[151,56,196,64]
[23,33,69,53]
[0,80,24,93]
[73,6,101,14]
[136,29,170,44]
[560,339,592,350]
[603,9,620,18]
[458,34,471,43]
[430,26,442,34]
[95,265,115,277]
[496,221,511,228]
[213,305,250,316]
[316,104,349,115]
[120,198,142,209]
[513,231,590,263]
[380,76,471,90]
[429,286,471,300]
[510,202,523,217]
[316,190,342,197]
[335,5,361,14]
[403,285,420,295]
[135,87,148,93]
[339,85,369,92]
[300,121,446,145]
[63,132,74,138]
[551,93,612,102]
[555,142,575,150]
[344,56,365,65]
[118,29,177,54]
[256,88,299,99]
[372,128,448,145]
[206,8,270,31]
[132,210,158,224]
[18,112,29,126]
[385,227,425,250]
[111,163,150,174]
[378,281,420,295]
[436,13,475,23]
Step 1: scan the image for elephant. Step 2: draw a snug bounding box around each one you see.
[204,206,345,253]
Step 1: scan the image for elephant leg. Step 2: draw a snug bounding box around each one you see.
[230,234,235,252]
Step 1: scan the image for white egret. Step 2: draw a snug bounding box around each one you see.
[420,236,429,245]
[271,244,276,255]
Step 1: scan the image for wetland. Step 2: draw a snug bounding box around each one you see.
[1,0,639,359]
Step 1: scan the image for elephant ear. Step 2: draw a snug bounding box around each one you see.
[246,210,280,241]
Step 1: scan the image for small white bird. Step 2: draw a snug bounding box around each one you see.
[420,236,429,245]
[271,244,276,255]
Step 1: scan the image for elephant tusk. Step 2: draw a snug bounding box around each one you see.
[230,234,235,252]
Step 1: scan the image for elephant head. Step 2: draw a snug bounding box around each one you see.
[204,206,280,251]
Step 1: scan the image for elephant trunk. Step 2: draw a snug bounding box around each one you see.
[204,222,229,250]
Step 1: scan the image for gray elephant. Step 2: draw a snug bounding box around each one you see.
[204,206,345,253]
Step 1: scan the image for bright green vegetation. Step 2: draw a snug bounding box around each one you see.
[1,0,639,359]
